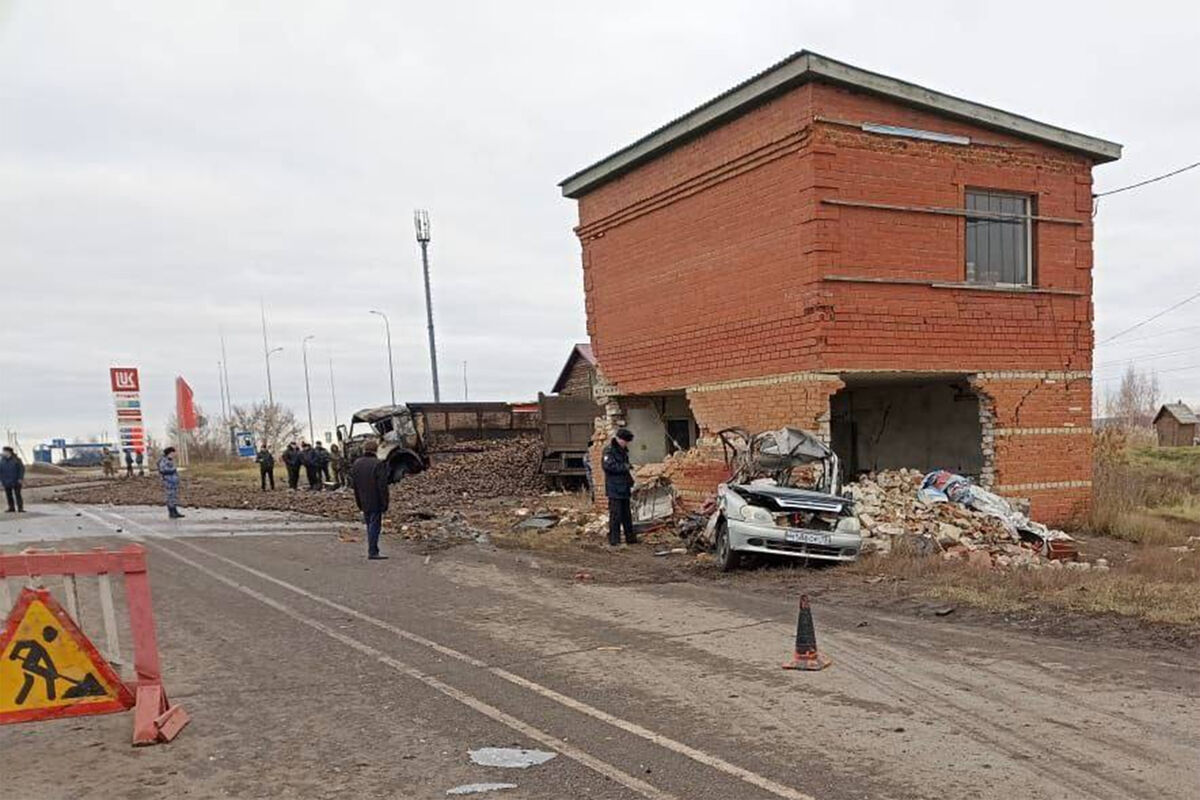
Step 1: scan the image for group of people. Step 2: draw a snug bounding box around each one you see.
[148,426,640,561]
[99,447,144,479]
[155,437,392,560]
[256,441,349,492]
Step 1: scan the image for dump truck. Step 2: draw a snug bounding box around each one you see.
[538,392,598,489]
[336,405,430,484]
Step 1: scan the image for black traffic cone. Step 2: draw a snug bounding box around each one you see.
[782,594,831,671]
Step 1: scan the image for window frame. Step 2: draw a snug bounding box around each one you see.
[964,189,1036,287]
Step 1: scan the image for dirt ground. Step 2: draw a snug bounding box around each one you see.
[47,468,1200,653]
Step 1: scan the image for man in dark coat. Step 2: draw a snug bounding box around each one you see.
[256,443,276,491]
[300,442,320,490]
[124,449,134,478]
[350,439,391,560]
[314,441,331,485]
[1,446,25,513]
[602,428,637,546]
[281,442,301,490]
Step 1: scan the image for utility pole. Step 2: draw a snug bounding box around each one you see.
[217,361,229,421]
[220,332,235,455]
[414,209,441,401]
[369,310,396,406]
[463,360,469,401]
[260,300,276,406]
[328,355,339,433]
[302,335,315,443]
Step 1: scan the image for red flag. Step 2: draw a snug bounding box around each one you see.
[175,377,198,431]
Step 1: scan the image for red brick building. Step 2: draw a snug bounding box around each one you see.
[560,53,1121,525]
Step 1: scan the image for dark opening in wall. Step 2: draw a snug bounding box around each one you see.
[830,374,983,480]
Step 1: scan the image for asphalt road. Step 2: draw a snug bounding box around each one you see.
[1,501,1197,799]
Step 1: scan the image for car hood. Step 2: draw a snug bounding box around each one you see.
[730,483,851,514]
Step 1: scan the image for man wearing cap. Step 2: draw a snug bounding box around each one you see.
[602,428,637,547]
[350,439,391,560]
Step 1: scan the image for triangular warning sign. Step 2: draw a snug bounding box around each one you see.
[0,587,134,724]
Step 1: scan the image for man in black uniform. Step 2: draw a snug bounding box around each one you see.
[350,439,391,560]
[602,428,637,546]
[282,442,301,490]
[256,443,276,491]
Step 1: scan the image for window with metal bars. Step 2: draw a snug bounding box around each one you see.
[965,190,1033,285]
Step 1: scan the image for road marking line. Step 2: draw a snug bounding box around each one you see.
[76,509,676,800]
[101,507,817,800]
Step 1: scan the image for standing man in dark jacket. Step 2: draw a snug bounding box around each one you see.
[256,443,276,491]
[124,449,134,478]
[1,447,25,513]
[300,442,320,490]
[314,441,331,485]
[602,428,637,546]
[282,442,301,490]
[350,440,390,560]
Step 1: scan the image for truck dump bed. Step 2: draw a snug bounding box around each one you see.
[538,392,599,483]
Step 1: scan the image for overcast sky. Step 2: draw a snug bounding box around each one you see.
[2,1,1197,450]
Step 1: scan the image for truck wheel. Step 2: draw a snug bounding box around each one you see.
[389,460,410,484]
[715,518,739,572]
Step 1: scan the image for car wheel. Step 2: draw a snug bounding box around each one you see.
[715,518,739,572]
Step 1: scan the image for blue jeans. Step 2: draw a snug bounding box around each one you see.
[364,511,382,557]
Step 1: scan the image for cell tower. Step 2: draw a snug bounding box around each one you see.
[414,209,441,402]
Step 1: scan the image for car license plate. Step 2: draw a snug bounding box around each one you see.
[785,530,830,546]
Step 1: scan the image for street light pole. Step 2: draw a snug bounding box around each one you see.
[260,300,276,406]
[414,210,441,402]
[302,335,315,443]
[369,310,396,406]
[328,355,339,432]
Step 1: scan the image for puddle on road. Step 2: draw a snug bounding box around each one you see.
[467,747,556,769]
[446,783,518,796]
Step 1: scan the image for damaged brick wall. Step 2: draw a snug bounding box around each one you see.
[970,372,1093,526]
[572,78,1100,525]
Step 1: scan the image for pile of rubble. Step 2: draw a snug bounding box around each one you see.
[845,469,1089,570]
[52,437,549,534]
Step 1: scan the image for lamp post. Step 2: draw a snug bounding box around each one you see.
[265,346,283,406]
[302,335,315,443]
[369,310,396,406]
[261,300,277,405]
[328,355,339,433]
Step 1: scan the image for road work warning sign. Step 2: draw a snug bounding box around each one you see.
[0,588,133,724]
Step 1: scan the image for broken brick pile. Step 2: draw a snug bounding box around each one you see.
[846,469,1099,571]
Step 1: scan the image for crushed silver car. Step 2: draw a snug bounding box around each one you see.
[713,427,861,571]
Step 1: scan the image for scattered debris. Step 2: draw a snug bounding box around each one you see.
[468,748,556,769]
[514,514,558,530]
[934,606,956,617]
[446,784,517,796]
[847,469,1080,570]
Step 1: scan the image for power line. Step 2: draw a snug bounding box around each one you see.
[1094,343,1200,371]
[1096,323,1200,347]
[1095,362,1200,384]
[1094,160,1200,198]
[1098,288,1200,345]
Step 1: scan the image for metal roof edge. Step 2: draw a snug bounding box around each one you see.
[559,51,1122,199]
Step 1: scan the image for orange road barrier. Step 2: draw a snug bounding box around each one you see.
[0,545,188,745]
[782,594,832,671]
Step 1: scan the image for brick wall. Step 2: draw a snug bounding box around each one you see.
[572,78,1100,525]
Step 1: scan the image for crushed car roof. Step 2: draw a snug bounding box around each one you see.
[351,405,414,423]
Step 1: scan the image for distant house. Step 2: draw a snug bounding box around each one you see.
[551,343,598,399]
[1153,403,1198,447]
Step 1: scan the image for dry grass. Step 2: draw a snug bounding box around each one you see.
[186,460,259,480]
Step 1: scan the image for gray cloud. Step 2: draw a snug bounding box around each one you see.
[2,1,1197,449]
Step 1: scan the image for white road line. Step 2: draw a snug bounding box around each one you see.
[101,507,818,800]
[75,508,676,800]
